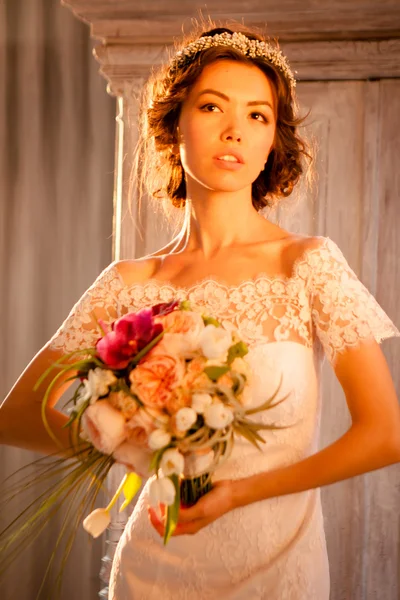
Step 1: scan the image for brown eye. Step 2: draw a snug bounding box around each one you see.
[200,103,220,112]
[251,112,268,123]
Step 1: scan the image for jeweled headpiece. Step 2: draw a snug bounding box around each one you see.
[169,31,297,92]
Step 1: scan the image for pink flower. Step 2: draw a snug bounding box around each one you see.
[113,442,153,478]
[81,400,127,454]
[151,301,179,317]
[153,310,205,358]
[129,354,185,411]
[108,390,139,420]
[96,309,163,370]
[126,407,168,448]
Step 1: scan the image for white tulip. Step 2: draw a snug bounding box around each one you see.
[174,407,198,432]
[204,402,234,429]
[199,325,232,360]
[160,448,185,476]
[148,429,172,450]
[148,477,176,507]
[83,508,110,538]
[191,393,213,414]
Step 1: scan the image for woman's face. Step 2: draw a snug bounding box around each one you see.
[177,59,277,195]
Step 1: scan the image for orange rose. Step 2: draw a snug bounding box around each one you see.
[129,353,185,410]
[155,310,204,335]
[154,311,205,358]
[164,388,191,416]
[184,356,210,390]
[108,390,139,420]
[126,407,168,448]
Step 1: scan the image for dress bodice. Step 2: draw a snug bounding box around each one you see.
[48,236,400,369]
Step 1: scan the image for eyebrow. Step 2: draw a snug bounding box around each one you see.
[195,88,274,111]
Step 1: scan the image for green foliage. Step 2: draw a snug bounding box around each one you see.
[204,365,230,381]
[164,475,180,545]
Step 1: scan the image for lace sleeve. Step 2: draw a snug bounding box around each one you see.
[47,262,124,355]
[309,238,400,366]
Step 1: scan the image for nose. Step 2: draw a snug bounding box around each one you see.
[222,127,242,143]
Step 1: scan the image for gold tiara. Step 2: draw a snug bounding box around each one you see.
[169,31,297,92]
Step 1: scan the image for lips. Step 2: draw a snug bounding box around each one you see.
[213,150,245,164]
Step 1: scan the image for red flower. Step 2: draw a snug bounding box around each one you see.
[96,308,163,369]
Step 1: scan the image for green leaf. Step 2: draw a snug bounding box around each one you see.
[227,341,249,365]
[150,447,168,473]
[180,300,192,311]
[129,330,165,365]
[204,365,229,382]
[61,412,77,429]
[119,472,142,512]
[202,316,221,327]
[164,474,180,545]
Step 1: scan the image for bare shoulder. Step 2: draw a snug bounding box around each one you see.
[114,255,163,286]
[282,234,326,268]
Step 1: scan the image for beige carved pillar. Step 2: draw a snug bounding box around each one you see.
[93,43,179,260]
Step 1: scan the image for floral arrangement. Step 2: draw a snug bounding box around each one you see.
[0,300,287,596]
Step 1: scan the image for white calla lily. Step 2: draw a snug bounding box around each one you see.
[83,508,110,538]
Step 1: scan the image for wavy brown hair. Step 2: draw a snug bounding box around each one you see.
[131,20,314,216]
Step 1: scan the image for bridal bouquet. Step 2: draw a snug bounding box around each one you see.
[0,299,287,595]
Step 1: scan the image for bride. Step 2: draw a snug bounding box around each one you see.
[2,22,400,599]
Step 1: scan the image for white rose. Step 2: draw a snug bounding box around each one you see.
[199,325,232,360]
[83,508,110,538]
[204,402,234,430]
[148,429,172,450]
[191,393,213,414]
[81,400,127,454]
[160,448,185,476]
[174,407,198,432]
[148,477,176,507]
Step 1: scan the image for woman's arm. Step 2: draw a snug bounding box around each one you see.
[0,344,77,455]
[232,339,400,508]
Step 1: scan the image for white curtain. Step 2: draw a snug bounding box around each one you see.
[0,1,116,598]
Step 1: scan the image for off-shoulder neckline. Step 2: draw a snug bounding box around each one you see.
[112,235,331,293]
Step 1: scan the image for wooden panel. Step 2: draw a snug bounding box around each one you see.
[62,0,400,42]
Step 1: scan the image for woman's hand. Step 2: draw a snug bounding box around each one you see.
[147,479,235,537]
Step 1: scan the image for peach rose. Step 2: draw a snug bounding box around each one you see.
[164,388,192,416]
[108,390,139,420]
[126,407,169,448]
[129,354,185,410]
[81,400,127,454]
[113,442,153,478]
[183,356,210,390]
[154,310,205,358]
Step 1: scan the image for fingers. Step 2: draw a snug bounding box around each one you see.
[178,503,204,522]
[147,505,203,537]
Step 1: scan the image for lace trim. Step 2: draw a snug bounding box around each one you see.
[48,237,400,366]
[308,239,400,364]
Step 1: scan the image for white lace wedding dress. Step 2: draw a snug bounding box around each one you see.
[48,236,400,600]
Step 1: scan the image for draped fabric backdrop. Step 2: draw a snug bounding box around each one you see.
[0,1,116,598]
